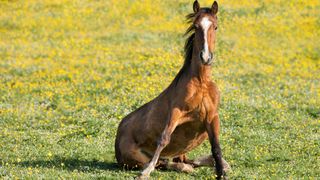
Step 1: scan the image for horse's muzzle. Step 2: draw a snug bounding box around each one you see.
[200,50,214,65]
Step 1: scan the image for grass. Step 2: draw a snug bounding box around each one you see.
[0,0,319,179]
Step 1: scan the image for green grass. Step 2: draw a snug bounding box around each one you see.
[0,0,319,179]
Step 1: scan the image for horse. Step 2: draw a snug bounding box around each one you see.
[115,1,230,179]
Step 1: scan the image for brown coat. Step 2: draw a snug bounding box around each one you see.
[115,1,226,179]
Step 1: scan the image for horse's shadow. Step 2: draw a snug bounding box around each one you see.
[16,156,120,172]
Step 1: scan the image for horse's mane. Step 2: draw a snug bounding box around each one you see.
[172,8,212,86]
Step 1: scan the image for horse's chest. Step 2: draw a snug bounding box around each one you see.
[186,92,214,120]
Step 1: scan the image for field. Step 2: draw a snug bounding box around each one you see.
[0,0,319,179]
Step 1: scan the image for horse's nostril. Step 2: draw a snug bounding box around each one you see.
[200,50,213,63]
[209,52,213,60]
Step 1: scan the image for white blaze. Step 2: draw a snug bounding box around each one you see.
[200,17,212,62]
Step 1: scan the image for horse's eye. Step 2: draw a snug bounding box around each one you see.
[215,26,218,30]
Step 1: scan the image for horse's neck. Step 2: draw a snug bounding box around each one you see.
[190,56,212,83]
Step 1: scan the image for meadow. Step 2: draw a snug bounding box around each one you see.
[0,0,319,179]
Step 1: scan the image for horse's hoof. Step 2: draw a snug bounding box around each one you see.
[135,174,149,180]
[180,163,194,173]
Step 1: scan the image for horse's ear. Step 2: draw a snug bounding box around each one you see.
[211,1,218,15]
[193,0,200,13]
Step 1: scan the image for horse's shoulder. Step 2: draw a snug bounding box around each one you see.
[207,81,220,104]
[207,81,219,92]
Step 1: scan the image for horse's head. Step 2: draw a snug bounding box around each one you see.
[192,0,218,65]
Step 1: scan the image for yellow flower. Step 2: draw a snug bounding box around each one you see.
[47,152,52,157]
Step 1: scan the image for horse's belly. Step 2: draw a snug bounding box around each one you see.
[160,120,208,158]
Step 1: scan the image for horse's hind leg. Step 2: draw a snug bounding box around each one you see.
[173,154,231,172]
[173,154,194,164]
[193,155,231,172]
[155,157,194,173]
[117,138,150,169]
[166,161,194,173]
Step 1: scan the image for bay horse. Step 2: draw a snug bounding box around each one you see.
[115,1,230,179]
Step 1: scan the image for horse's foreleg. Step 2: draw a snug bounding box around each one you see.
[137,109,180,179]
[205,114,226,180]
[138,125,176,178]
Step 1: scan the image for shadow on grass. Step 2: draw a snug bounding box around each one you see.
[15,156,186,174]
[16,156,121,172]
